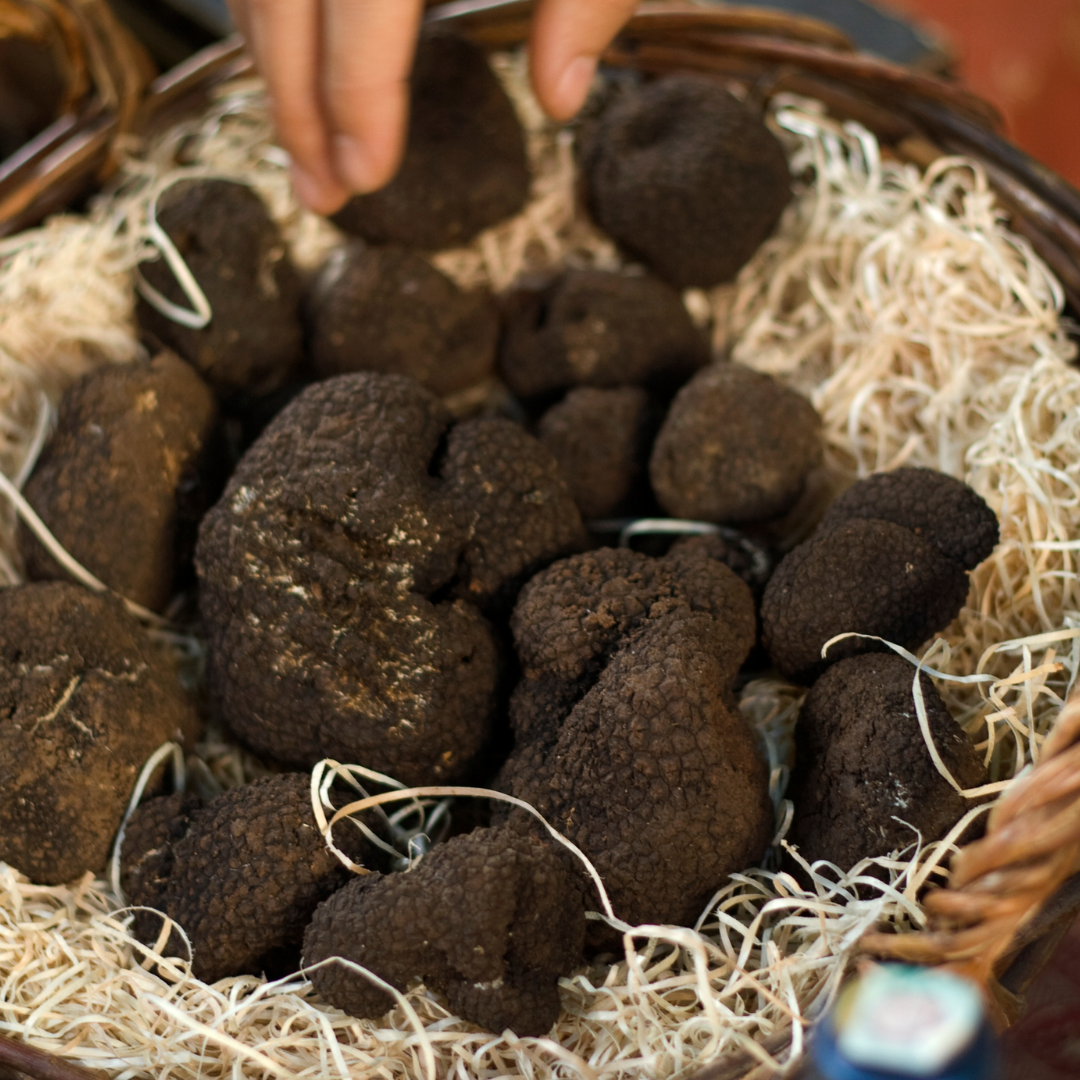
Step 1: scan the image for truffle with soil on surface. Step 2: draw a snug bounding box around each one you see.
[536,385,656,519]
[136,178,303,397]
[579,76,792,289]
[332,29,530,250]
[499,269,709,400]
[19,352,218,612]
[196,372,585,785]
[497,545,773,932]
[0,582,199,885]
[120,774,362,983]
[761,468,999,684]
[649,363,822,525]
[306,243,498,396]
[303,822,587,1036]
[787,653,988,871]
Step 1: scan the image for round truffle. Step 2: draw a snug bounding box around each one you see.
[537,386,655,519]
[120,774,356,982]
[306,243,498,396]
[304,823,587,1036]
[196,373,584,784]
[650,363,823,524]
[817,467,999,571]
[19,352,218,611]
[331,30,530,250]
[136,178,303,397]
[787,654,987,870]
[498,546,772,931]
[580,76,792,288]
[0,582,200,885]
[669,530,773,599]
[761,469,998,684]
[499,269,709,398]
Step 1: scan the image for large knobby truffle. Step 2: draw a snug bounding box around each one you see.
[136,179,303,396]
[761,468,999,683]
[650,363,822,524]
[580,77,792,288]
[537,386,656,519]
[0,583,199,885]
[20,353,217,611]
[500,269,709,398]
[306,243,497,396]
[332,30,530,250]
[498,546,773,930]
[196,373,584,784]
[304,824,586,1036]
[120,774,356,983]
[787,654,987,870]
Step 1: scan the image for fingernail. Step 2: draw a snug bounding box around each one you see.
[289,162,324,210]
[334,134,379,194]
[555,55,598,117]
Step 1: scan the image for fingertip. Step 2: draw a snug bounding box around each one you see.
[333,130,402,196]
[545,54,598,121]
[290,161,350,215]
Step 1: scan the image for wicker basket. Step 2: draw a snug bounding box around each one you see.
[0,3,1079,1079]
[0,0,152,238]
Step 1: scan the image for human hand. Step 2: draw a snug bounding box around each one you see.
[226,0,639,215]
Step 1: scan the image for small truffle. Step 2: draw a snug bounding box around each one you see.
[136,179,303,397]
[304,823,587,1036]
[120,774,356,983]
[196,373,584,783]
[0,583,200,885]
[500,269,709,399]
[20,353,218,611]
[669,530,773,599]
[332,30,530,250]
[761,470,999,684]
[306,243,498,396]
[580,77,792,288]
[650,363,823,524]
[787,654,987,870]
[537,386,655,519]
[498,546,773,930]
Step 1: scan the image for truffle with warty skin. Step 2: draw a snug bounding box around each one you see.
[196,373,585,784]
[499,269,710,399]
[649,363,823,524]
[306,243,498,396]
[120,774,360,983]
[136,178,303,397]
[332,30,530,250]
[536,386,656,519]
[761,469,999,684]
[304,823,587,1036]
[0,582,200,885]
[497,545,773,931]
[787,653,987,871]
[20,352,218,612]
[579,76,792,288]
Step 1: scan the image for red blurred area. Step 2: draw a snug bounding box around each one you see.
[883,0,1080,188]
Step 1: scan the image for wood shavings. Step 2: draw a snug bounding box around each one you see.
[0,65,1076,1080]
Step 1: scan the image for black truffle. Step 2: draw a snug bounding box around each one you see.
[761,470,999,684]
[499,270,709,399]
[136,179,303,397]
[0,583,200,885]
[304,823,587,1036]
[580,77,792,288]
[332,30,530,250]
[536,386,655,519]
[787,654,987,871]
[120,774,355,983]
[196,373,584,784]
[20,352,217,611]
[650,363,823,524]
[306,243,497,396]
[498,546,773,930]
